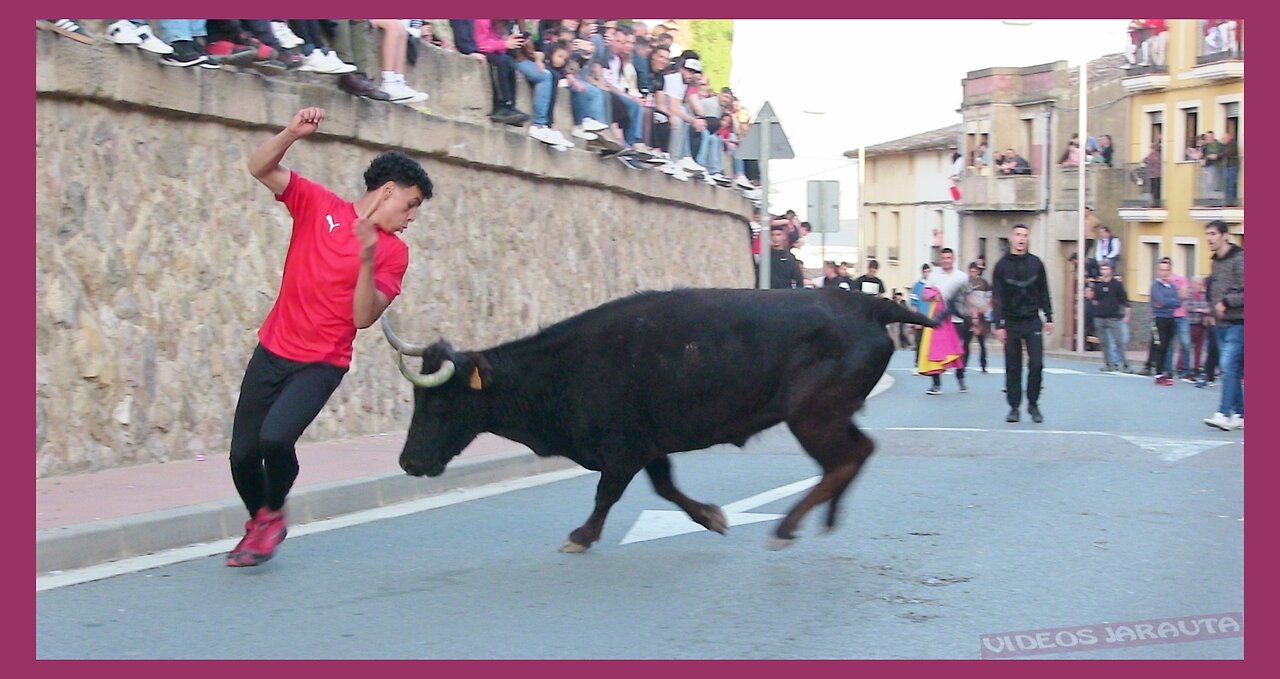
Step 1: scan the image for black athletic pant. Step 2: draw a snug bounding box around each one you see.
[1203,324,1220,380]
[1152,317,1176,377]
[486,52,517,109]
[1004,317,1044,408]
[229,344,347,515]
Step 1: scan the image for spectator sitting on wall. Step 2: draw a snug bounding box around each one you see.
[328,20,391,101]
[544,42,610,143]
[288,20,358,74]
[657,53,710,180]
[451,20,530,126]
[105,20,173,56]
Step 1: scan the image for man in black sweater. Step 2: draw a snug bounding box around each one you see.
[1089,262,1131,372]
[768,224,805,289]
[992,224,1054,423]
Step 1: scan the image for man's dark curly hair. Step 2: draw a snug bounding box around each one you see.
[364,151,434,200]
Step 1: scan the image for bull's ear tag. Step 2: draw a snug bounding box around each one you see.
[469,366,484,390]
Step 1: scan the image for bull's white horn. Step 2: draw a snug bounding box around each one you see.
[381,315,430,356]
[396,351,456,389]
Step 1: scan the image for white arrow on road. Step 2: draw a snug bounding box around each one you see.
[1118,436,1233,462]
[620,476,819,545]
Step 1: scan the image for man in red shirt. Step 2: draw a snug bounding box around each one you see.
[227,107,434,567]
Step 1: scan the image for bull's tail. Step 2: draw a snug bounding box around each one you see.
[869,295,937,328]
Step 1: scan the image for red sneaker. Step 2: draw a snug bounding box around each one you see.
[225,517,260,567]
[205,40,257,65]
[226,508,288,567]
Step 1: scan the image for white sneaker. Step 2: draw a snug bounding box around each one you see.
[735,175,755,190]
[571,125,598,141]
[581,117,609,132]
[1204,412,1234,431]
[297,50,332,73]
[271,21,304,49]
[741,187,763,200]
[1229,414,1244,430]
[703,173,718,185]
[678,156,706,174]
[107,20,141,45]
[661,163,690,181]
[383,80,428,104]
[644,151,671,165]
[547,129,575,148]
[321,50,357,74]
[134,24,173,54]
[528,126,561,146]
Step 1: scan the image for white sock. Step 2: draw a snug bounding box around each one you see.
[382,71,397,85]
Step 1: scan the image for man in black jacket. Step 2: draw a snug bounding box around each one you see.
[992,224,1054,423]
[1203,220,1244,430]
[768,224,805,289]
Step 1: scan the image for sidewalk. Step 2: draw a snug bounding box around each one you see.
[36,432,575,575]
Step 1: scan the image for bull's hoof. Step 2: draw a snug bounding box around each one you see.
[764,536,796,551]
[559,539,590,553]
[701,505,729,535]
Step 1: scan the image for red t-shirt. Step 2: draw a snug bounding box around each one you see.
[258,171,409,368]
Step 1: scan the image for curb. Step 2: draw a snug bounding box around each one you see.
[36,448,576,575]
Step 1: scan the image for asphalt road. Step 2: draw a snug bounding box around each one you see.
[36,351,1244,659]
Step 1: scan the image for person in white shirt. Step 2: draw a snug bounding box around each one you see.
[656,54,708,178]
[925,247,973,395]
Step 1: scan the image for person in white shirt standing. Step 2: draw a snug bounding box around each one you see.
[925,248,973,395]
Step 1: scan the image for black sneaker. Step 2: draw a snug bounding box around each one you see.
[490,106,529,126]
[958,379,968,393]
[926,385,942,396]
[1006,408,1020,423]
[1028,404,1044,423]
[161,40,210,68]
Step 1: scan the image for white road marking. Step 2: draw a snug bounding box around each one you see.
[36,467,595,592]
[621,476,820,545]
[1118,436,1235,462]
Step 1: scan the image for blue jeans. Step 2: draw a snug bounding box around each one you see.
[732,152,746,177]
[1170,316,1191,374]
[513,60,553,126]
[155,20,208,43]
[697,132,724,174]
[1096,317,1126,367]
[610,94,644,146]
[1224,166,1239,203]
[570,83,607,126]
[1215,324,1244,417]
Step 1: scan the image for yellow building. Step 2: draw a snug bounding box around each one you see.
[1117,19,1243,297]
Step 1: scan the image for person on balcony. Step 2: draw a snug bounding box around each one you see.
[1220,131,1240,205]
[1058,136,1082,168]
[999,148,1032,175]
[1143,142,1163,203]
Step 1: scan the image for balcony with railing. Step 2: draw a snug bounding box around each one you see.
[1192,19,1243,80]
[957,172,1040,212]
[1117,161,1167,222]
[1189,155,1243,224]
[1051,165,1125,214]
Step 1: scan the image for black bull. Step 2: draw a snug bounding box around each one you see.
[382,287,936,552]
